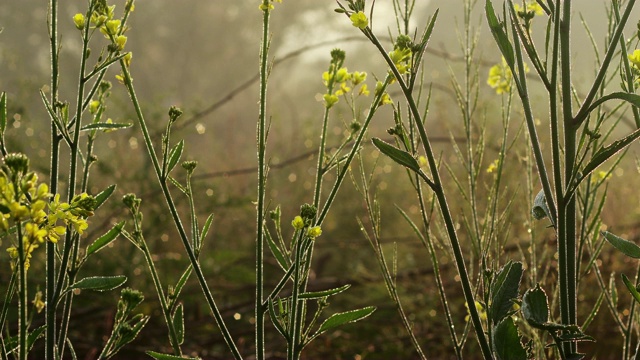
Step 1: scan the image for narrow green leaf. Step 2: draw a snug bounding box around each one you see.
[39,90,68,139]
[166,140,185,175]
[172,303,185,345]
[492,317,527,360]
[147,351,201,360]
[602,230,640,259]
[521,284,549,327]
[316,306,376,334]
[581,128,640,181]
[94,184,116,210]
[300,284,351,299]
[490,261,523,324]
[586,91,640,115]
[109,315,149,356]
[610,272,618,309]
[80,122,132,131]
[0,92,6,134]
[265,226,289,270]
[70,275,126,292]
[372,138,420,173]
[5,325,46,355]
[622,273,640,305]
[268,298,289,340]
[200,213,214,241]
[485,0,514,68]
[86,221,124,257]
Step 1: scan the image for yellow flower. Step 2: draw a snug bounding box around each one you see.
[123,52,133,67]
[335,82,352,96]
[33,291,45,313]
[114,35,128,51]
[323,94,339,108]
[291,215,305,230]
[514,2,543,16]
[486,159,499,173]
[465,301,487,322]
[101,19,121,36]
[379,93,393,106]
[334,67,350,83]
[350,11,368,30]
[73,13,85,30]
[90,100,100,114]
[629,49,640,68]
[351,71,367,86]
[487,57,528,94]
[307,226,322,239]
[358,84,370,97]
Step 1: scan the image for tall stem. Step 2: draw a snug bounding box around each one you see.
[46,0,61,357]
[16,226,27,360]
[367,32,492,359]
[119,59,242,360]
[256,4,271,360]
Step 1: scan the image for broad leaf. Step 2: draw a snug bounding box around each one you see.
[70,275,126,292]
[372,138,420,173]
[86,221,124,257]
[532,189,552,222]
[300,284,351,299]
[492,317,527,360]
[316,306,375,335]
[490,261,523,324]
[521,284,549,327]
[602,231,640,259]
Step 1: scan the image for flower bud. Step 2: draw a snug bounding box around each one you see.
[73,13,85,30]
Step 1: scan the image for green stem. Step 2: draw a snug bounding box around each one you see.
[46,0,61,357]
[55,12,93,354]
[366,31,492,359]
[287,233,305,360]
[623,263,640,359]
[316,78,389,225]
[572,0,637,127]
[256,4,271,360]
[16,225,27,360]
[119,60,242,360]
[139,236,182,355]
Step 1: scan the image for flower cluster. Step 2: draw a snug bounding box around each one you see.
[627,49,640,90]
[389,35,414,77]
[259,0,282,12]
[487,57,529,95]
[321,49,369,109]
[513,1,544,17]
[290,204,322,240]
[2,154,95,270]
[74,0,135,84]
[487,58,514,94]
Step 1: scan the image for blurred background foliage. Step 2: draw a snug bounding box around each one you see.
[1,0,640,358]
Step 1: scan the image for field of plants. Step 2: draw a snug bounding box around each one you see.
[1,0,640,359]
